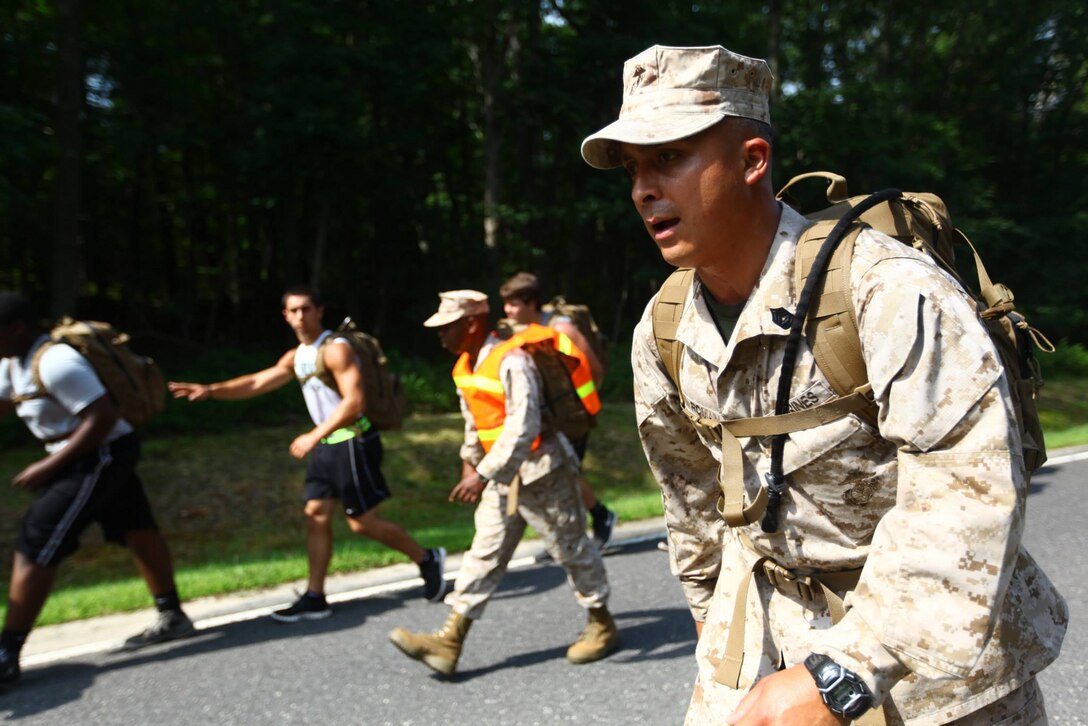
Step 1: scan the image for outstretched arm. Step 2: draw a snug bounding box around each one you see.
[169,349,296,402]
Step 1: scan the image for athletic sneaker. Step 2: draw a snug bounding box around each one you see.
[420,548,451,602]
[592,509,618,551]
[271,593,332,623]
[0,647,20,689]
[120,610,196,651]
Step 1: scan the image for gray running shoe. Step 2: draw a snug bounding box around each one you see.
[420,548,451,602]
[271,593,332,623]
[120,610,196,651]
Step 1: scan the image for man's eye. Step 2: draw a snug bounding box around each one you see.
[659,150,679,163]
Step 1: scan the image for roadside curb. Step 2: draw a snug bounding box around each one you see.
[22,518,668,667]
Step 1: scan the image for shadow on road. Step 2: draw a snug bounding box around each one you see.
[0,593,392,719]
[0,535,691,718]
[1028,465,1058,495]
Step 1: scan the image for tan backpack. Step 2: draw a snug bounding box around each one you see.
[13,318,166,427]
[542,296,608,371]
[311,318,406,431]
[494,320,597,439]
[652,172,1054,532]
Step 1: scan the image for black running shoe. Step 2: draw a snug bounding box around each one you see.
[271,593,332,623]
[120,610,196,651]
[0,647,20,690]
[592,509,618,551]
[420,548,451,602]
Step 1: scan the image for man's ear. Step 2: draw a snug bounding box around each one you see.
[742,136,771,186]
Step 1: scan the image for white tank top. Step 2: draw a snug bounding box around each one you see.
[294,331,355,426]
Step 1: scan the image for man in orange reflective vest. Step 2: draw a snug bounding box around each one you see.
[388,289,618,676]
[499,272,618,550]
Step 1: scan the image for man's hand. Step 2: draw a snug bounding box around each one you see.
[726,664,846,726]
[449,470,485,503]
[13,458,58,490]
[168,381,211,401]
[289,431,321,459]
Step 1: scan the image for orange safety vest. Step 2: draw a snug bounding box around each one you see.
[453,324,601,452]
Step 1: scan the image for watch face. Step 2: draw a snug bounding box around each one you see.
[829,679,860,702]
[809,657,872,717]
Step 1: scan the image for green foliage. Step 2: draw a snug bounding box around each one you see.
[1,1,1086,350]
[1039,342,1088,378]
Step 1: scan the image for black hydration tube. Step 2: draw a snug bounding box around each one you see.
[761,188,903,533]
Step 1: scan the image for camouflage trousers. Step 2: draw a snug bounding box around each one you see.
[445,467,609,620]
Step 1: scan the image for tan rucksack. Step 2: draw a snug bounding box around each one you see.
[542,297,608,370]
[13,318,166,427]
[652,172,1054,532]
[494,320,598,440]
[310,318,406,431]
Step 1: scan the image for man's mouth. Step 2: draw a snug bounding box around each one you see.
[648,217,679,239]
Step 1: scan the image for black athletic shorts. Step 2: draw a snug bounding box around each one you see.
[16,433,159,567]
[304,430,391,517]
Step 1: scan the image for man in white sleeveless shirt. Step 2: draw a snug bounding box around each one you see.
[169,286,448,621]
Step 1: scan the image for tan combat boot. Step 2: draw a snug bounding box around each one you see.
[566,606,620,664]
[388,611,472,676]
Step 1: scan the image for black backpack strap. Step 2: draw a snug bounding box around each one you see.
[762,189,903,533]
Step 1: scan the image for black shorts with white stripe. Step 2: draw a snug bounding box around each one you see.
[304,430,391,517]
[16,433,158,567]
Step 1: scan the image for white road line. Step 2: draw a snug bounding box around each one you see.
[1043,449,1088,467]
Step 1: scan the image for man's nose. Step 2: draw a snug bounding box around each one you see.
[631,171,660,206]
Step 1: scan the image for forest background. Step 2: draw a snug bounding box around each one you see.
[4,1,1087,356]
[1,1,1087,623]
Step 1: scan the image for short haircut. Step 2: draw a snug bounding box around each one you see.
[734,117,774,147]
[499,272,541,306]
[0,292,36,327]
[282,285,323,308]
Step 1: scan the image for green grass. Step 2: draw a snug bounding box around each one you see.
[0,404,660,626]
[2,341,1086,627]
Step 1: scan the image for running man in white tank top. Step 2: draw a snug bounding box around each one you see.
[169,286,449,622]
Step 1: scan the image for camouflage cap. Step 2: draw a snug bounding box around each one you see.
[581,45,773,169]
[422,289,490,328]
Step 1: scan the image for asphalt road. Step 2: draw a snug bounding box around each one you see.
[2,451,1084,725]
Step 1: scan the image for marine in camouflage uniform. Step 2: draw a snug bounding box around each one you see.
[388,290,616,676]
[581,45,1066,724]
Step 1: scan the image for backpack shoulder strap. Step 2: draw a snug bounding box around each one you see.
[314,333,344,392]
[10,340,56,404]
[795,220,878,428]
[651,268,695,396]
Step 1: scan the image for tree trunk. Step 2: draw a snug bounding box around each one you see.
[766,0,781,104]
[51,0,83,318]
[310,197,330,291]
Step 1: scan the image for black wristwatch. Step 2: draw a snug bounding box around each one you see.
[803,653,874,719]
